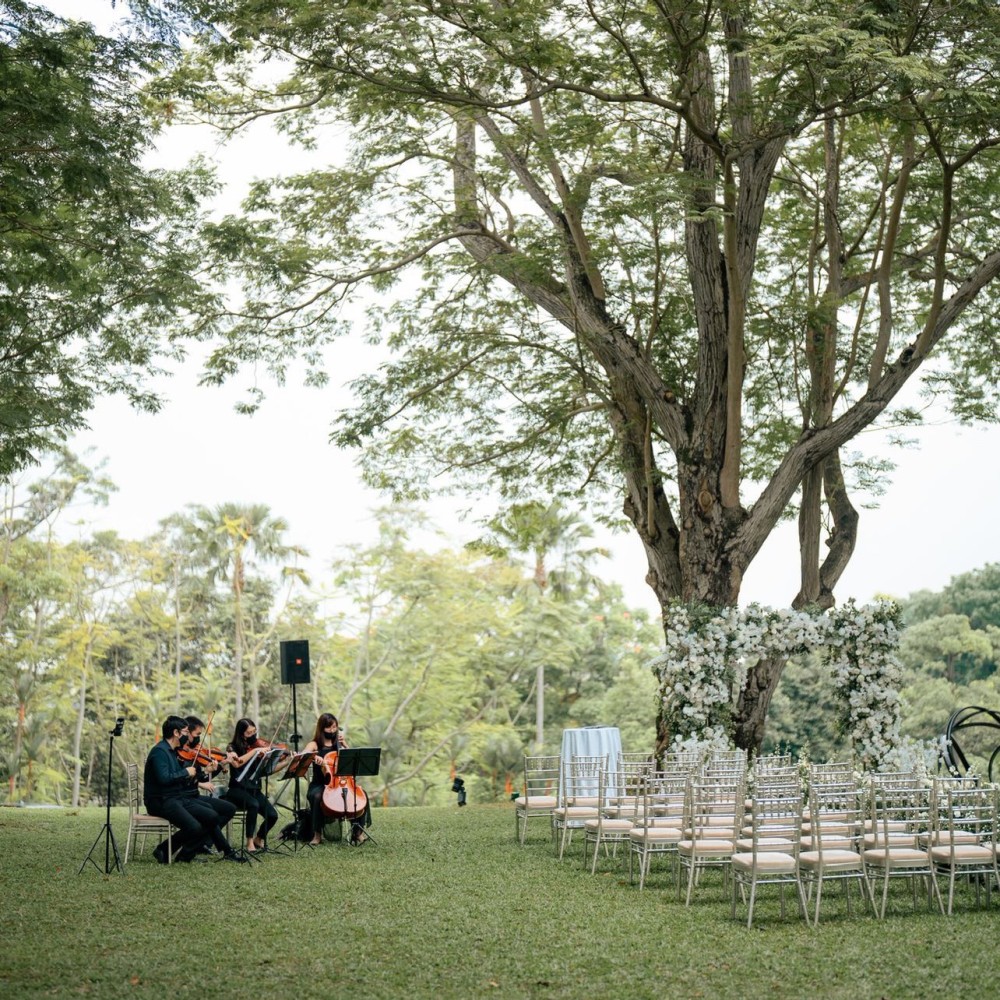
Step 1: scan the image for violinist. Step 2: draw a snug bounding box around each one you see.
[225,718,279,853]
[303,713,371,846]
[182,715,238,836]
[143,716,246,864]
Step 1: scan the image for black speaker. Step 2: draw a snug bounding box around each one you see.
[280,640,310,685]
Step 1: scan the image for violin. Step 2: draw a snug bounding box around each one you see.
[250,738,289,753]
[178,742,231,769]
[319,750,369,822]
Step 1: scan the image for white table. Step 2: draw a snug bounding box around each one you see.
[559,726,622,799]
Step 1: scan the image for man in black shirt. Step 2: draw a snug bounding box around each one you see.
[144,715,246,864]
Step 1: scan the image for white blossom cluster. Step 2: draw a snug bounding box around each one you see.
[651,600,904,768]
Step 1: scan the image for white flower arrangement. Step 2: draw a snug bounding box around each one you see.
[650,599,904,769]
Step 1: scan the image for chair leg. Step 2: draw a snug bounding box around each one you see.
[746,878,758,928]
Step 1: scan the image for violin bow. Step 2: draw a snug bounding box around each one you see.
[265,700,291,751]
[203,708,217,769]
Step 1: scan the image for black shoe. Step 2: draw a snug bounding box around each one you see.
[177,847,207,863]
[222,851,249,864]
[152,842,169,865]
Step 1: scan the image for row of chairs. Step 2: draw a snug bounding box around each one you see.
[515,752,1000,925]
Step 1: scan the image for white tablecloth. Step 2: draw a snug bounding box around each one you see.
[559,726,622,799]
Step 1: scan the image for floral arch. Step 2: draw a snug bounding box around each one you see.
[651,600,904,769]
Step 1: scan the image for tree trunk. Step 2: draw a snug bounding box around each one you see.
[732,655,786,755]
[535,662,544,749]
[71,653,89,808]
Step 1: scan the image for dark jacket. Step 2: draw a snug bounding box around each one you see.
[143,739,194,811]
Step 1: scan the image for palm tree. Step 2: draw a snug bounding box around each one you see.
[185,503,308,717]
[473,501,608,748]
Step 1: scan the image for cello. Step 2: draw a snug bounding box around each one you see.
[319,750,369,826]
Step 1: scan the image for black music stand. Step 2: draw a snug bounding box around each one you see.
[334,747,381,847]
[255,748,291,856]
[278,751,314,851]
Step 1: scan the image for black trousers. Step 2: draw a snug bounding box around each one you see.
[149,795,235,856]
[224,785,278,841]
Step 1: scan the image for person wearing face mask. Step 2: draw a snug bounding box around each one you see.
[143,715,247,864]
[225,717,280,853]
[177,714,238,844]
[303,712,370,847]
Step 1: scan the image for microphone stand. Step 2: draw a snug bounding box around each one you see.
[78,718,126,876]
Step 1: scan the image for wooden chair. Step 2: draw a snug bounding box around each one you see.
[123,762,175,864]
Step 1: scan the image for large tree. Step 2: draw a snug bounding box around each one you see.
[147,0,1000,750]
[0,0,216,477]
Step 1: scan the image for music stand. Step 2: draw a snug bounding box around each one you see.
[333,747,381,847]
[282,752,314,780]
[277,752,314,850]
[256,749,291,856]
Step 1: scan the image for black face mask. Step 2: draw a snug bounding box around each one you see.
[189,736,200,747]
[324,730,337,740]
[178,734,189,748]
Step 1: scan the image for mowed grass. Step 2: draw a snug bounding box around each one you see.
[1,803,998,999]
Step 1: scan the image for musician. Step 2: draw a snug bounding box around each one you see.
[303,713,371,846]
[144,715,247,864]
[181,715,238,839]
[225,718,279,853]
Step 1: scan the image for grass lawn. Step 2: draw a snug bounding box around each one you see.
[1,802,997,999]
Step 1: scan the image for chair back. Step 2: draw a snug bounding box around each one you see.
[685,776,744,841]
[931,784,996,852]
[125,762,141,816]
[563,756,606,807]
[521,754,560,803]
[807,760,855,792]
[869,780,931,849]
[745,788,803,858]
[805,782,863,857]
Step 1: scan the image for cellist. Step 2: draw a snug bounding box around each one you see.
[303,713,371,846]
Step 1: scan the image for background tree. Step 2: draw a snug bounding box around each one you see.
[0,1,216,476]
[179,502,308,718]
[146,0,1000,751]
[472,500,608,748]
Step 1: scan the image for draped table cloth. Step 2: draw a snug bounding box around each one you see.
[559,725,622,800]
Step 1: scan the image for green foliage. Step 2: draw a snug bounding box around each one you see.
[763,652,848,762]
[2,464,659,805]
[0,1,218,476]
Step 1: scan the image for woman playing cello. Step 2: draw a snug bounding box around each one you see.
[304,713,371,846]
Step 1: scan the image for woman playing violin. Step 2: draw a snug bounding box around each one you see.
[304,712,372,847]
[225,718,280,853]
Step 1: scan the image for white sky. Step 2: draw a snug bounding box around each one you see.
[42,1,1000,616]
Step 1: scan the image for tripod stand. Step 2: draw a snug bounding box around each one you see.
[78,718,126,876]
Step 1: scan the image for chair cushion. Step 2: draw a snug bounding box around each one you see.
[516,795,558,811]
[799,849,862,869]
[584,818,633,832]
[919,829,978,847]
[630,827,681,844]
[863,847,931,866]
[554,806,599,819]
[678,839,734,855]
[735,836,794,852]
[732,851,797,872]
[929,844,995,864]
